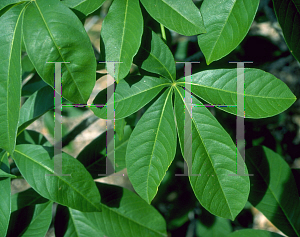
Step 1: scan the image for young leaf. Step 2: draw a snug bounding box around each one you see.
[174,87,249,220]
[246,146,300,237]
[23,0,96,104]
[272,0,300,63]
[91,75,170,119]
[177,68,296,118]
[198,0,260,64]
[140,0,206,36]
[62,0,106,16]
[0,3,25,154]
[82,183,168,237]
[13,144,102,212]
[228,229,285,237]
[126,88,177,203]
[134,29,176,82]
[0,151,11,237]
[101,0,143,82]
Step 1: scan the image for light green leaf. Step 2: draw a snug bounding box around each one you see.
[174,87,249,220]
[19,201,53,237]
[198,0,260,64]
[246,146,300,237]
[62,0,106,16]
[18,85,54,136]
[82,183,168,237]
[272,0,300,63]
[23,0,96,103]
[126,88,176,203]
[91,75,170,119]
[115,118,126,141]
[228,229,284,237]
[0,4,25,154]
[13,144,102,212]
[140,0,205,36]
[101,0,143,82]
[0,151,11,237]
[134,29,176,82]
[177,68,296,118]
[196,217,232,237]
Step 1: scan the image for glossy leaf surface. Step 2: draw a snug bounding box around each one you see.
[13,144,102,212]
[198,0,260,64]
[23,0,96,103]
[177,68,296,118]
[174,87,249,220]
[140,0,206,36]
[246,146,300,237]
[0,4,24,153]
[101,0,143,82]
[126,88,176,203]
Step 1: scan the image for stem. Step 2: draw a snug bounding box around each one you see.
[160,24,166,42]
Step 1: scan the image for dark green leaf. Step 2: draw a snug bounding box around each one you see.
[196,217,232,237]
[62,0,106,16]
[0,0,25,11]
[198,0,260,64]
[228,229,284,237]
[23,0,96,103]
[246,146,300,237]
[140,0,206,36]
[115,118,126,141]
[126,88,177,203]
[101,0,143,82]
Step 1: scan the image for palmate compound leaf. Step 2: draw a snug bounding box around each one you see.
[177,68,296,118]
[56,183,168,237]
[23,0,96,104]
[198,0,260,64]
[91,75,170,120]
[126,88,177,204]
[13,144,102,212]
[101,0,143,82]
[0,3,25,154]
[174,86,249,220]
[246,146,300,237]
[140,0,206,36]
[272,0,300,63]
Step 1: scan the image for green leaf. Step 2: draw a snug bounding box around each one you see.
[11,188,48,212]
[198,0,260,64]
[54,205,105,237]
[18,86,54,136]
[23,0,96,104]
[13,144,102,212]
[246,146,300,237]
[82,183,168,237]
[134,29,176,82]
[272,0,300,63]
[62,0,106,16]
[0,0,25,11]
[21,73,47,97]
[174,87,249,220]
[101,0,143,82]
[0,4,25,154]
[228,229,284,237]
[91,75,170,119]
[17,129,50,146]
[0,151,11,237]
[196,217,232,237]
[115,125,132,172]
[177,68,296,118]
[126,88,176,203]
[115,118,126,141]
[140,0,205,36]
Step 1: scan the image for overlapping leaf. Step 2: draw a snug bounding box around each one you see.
[101,0,143,82]
[62,0,106,16]
[228,229,284,237]
[134,29,176,81]
[174,87,249,220]
[0,3,25,154]
[177,68,296,118]
[272,0,300,62]
[23,0,96,103]
[13,144,102,212]
[140,0,206,36]
[126,88,176,203]
[0,0,24,11]
[198,0,260,64]
[91,75,170,119]
[246,146,300,237]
